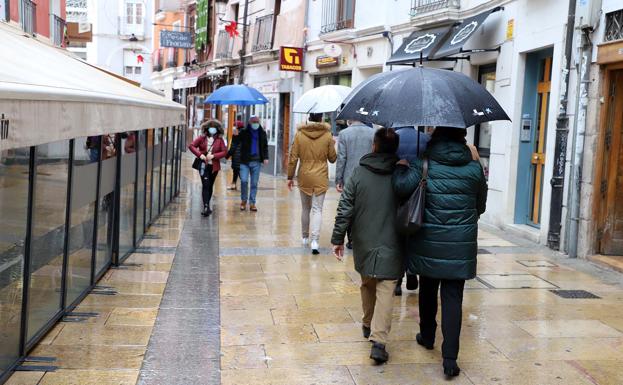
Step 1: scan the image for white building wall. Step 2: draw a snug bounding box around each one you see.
[87,0,154,87]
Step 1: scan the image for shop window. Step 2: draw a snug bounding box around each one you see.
[251,96,278,145]
[314,72,352,88]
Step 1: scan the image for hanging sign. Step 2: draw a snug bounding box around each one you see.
[279,46,304,72]
[161,31,193,48]
[316,55,339,69]
[323,43,343,57]
[506,19,514,40]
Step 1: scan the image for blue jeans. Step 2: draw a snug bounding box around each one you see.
[240,161,261,204]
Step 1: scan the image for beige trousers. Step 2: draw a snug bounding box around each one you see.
[300,192,326,241]
[360,276,397,345]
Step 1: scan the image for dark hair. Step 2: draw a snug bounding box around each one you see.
[431,126,467,144]
[309,113,323,123]
[374,127,400,154]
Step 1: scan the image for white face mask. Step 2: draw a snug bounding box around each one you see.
[208,127,217,136]
[251,123,260,130]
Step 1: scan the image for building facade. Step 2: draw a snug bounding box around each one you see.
[3,0,66,46]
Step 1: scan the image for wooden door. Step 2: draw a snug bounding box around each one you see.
[529,56,552,225]
[282,94,291,172]
[600,70,623,255]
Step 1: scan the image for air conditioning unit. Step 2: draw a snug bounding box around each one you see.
[576,0,602,31]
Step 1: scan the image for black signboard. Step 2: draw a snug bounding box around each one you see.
[160,30,193,49]
[429,10,494,59]
[387,26,452,65]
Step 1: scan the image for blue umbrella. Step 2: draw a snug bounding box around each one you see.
[204,84,268,106]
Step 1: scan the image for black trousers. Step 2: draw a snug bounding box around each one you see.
[200,169,219,207]
[418,275,465,360]
[231,166,240,184]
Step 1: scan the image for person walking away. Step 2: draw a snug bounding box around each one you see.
[287,113,337,254]
[393,126,431,296]
[188,120,228,216]
[238,116,269,212]
[332,128,403,364]
[335,120,374,250]
[392,126,487,377]
[227,120,244,190]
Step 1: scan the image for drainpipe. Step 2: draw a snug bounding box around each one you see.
[568,25,595,258]
[546,0,577,250]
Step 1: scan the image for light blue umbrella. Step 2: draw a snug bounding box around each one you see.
[204,84,268,106]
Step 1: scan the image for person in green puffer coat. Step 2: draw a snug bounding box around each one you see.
[392,126,487,378]
[331,128,403,365]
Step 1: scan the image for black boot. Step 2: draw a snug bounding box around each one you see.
[443,358,461,377]
[394,283,402,296]
[362,325,371,339]
[201,204,211,216]
[416,333,434,350]
[370,342,389,364]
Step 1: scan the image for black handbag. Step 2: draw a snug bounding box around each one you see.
[191,139,214,170]
[396,158,428,235]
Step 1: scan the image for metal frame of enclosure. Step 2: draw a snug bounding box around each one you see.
[0,126,186,384]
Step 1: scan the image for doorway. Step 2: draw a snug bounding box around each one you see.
[514,49,553,226]
[277,92,291,174]
[598,69,623,255]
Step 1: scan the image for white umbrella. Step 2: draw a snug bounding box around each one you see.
[293,85,353,113]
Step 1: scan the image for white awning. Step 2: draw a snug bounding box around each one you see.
[0,23,185,151]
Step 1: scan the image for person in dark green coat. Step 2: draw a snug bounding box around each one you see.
[332,128,403,364]
[392,126,487,378]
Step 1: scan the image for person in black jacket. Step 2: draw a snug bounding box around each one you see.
[227,120,244,190]
[392,127,487,378]
[238,116,269,212]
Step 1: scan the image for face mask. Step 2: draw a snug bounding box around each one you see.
[208,127,217,136]
[251,123,260,130]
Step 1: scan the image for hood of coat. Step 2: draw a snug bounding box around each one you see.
[298,122,331,140]
[359,153,398,175]
[426,140,472,166]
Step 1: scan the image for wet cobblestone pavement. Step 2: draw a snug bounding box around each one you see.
[7,158,623,385]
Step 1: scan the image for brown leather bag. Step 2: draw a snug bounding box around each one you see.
[396,158,429,235]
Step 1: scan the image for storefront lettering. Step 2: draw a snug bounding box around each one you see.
[280,47,304,72]
[316,55,339,69]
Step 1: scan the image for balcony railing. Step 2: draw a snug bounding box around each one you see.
[118,16,145,39]
[20,0,36,35]
[216,30,234,59]
[410,0,459,17]
[252,14,274,52]
[52,15,65,46]
[320,0,354,34]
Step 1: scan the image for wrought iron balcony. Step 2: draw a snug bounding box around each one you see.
[320,0,354,35]
[252,14,274,52]
[410,0,459,17]
[216,30,234,59]
[52,15,65,47]
[20,0,36,36]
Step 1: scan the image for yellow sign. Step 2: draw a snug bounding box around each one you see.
[506,19,514,40]
[316,55,339,69]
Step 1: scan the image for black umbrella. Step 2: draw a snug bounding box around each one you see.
[337,67,510,128]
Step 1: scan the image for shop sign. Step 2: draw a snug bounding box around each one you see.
[506,19,514,40]
[161,30,193,49]
[316,55,339,69]
[279,47,304,72]
[173,76,198,89]
[323,43,343,57]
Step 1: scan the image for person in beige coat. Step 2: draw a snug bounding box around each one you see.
[287,113,337,254]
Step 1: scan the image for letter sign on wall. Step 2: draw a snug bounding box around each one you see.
[280,47,304,72]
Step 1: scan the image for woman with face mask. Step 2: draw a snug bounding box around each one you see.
[188,120,228,216]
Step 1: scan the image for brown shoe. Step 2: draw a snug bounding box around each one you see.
[240,201,247,211]
[250,204,257,212]
[228,184,237,191]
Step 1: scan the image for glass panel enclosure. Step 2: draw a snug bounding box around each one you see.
[151,129,162,220]
[66,138,97,306]
[161,127,168,210]
[28,140,70,341]
[119,132,137,258]
[136,130,147,242]
[0,147,29,375]
[95,135,117,277]
[166,127,174,203]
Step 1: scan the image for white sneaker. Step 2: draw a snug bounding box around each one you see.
[311,240,319,255]
[302,238,309,246]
